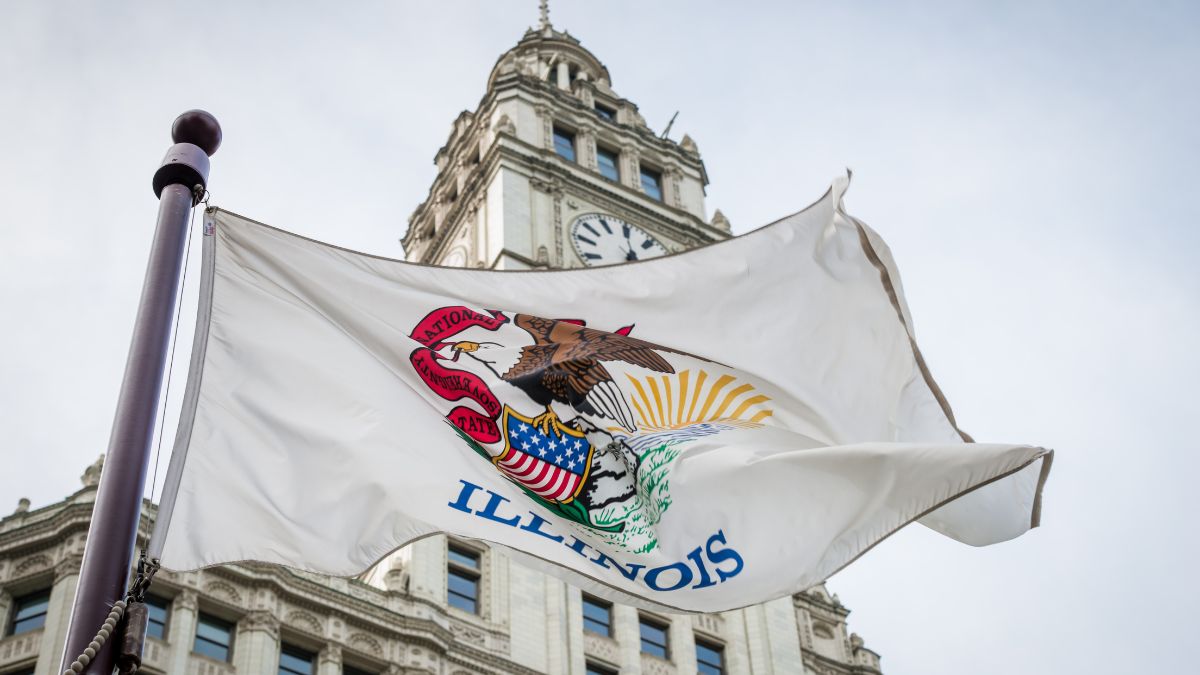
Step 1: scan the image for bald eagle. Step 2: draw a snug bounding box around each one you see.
[452,314,679,433]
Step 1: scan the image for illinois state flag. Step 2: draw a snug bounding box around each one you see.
[150,176,1052,613]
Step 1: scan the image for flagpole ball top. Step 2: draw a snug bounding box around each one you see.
[171,110,222,157]
[153,110,220,198]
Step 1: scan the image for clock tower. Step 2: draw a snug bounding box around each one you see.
[400,7,732,268]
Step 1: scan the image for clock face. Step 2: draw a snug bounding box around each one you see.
[570,213,668,267]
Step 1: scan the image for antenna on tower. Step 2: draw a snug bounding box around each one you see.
[539,0,551,30]
[661,111,679,139]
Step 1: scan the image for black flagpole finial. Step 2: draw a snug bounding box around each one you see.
[153,110,222,198]
[171,110,222,157]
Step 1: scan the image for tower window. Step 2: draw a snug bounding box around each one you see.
[638,615,670,659]
[639,165,663,201]
[594,103,616,122]
[553,127,577,163]
[7,589,50,636]
[447,543,481,614]
[696,638,725,674]
[596,146,620,182]
[582,594,613,637]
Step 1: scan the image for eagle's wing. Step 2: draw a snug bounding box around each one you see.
[514,314,557,343]
[501,344,556,381]
[556,326,677,373]
[544,358,638,432]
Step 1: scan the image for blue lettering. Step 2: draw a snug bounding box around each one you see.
[705,529,744,582]
[564,536,594,559]
[589,551,646,583]
[476,490,521,526]
[686,545,718,589]
[447,480,483,514]
[645,562,693,592]
[519,512,564,543]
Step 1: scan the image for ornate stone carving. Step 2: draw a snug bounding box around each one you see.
[14,554,50,576]
[493,113,516,137]
[552,188,564,265]
[679,134,699,156]
[54,554,82,579]
[240,610,280,639]
[319,642,342,665]
[80,454,104,487]
[711,209,731,233]
[583,632,618,661]
[348,632,384,657]
[176,589,199,612]
[449,621,486,646]
[204,580,243,605]
[285,609,323,636]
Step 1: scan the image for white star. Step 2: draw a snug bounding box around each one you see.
[518,422,530,432]
[547,438,558,449]
[572,439,582,450]
[537,446,547,457]
[556,453,565,464]
[531,435,542,445]
[567,458,577,469]
[509,429,520,439]
[520,442,531,451]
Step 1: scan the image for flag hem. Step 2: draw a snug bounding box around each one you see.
[201,184,836,275]
[157,446,1051,614]
[148,211,219,559]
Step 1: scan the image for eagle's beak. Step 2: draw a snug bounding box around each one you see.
[452,341,480,353]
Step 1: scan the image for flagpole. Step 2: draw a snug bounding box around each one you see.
[59,110,221,674]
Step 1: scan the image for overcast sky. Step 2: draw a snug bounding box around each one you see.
[2,1,1197,673]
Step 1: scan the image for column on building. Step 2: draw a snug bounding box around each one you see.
[611,604,643,675]
[741,598,810,673]
[232,610,280,673]
[507,562,549,672]
[165,589,199,675]
[578,125,598,171]
[664,165,684,210]
[717,609,752,675]
[318,642,342,675]
[563,585,586,675]
[556,61,571,90]
[35,559,79,675]
[621,145,642,191]
[543,576,570,675]
[669,616,697,673]
[406,536,447,605]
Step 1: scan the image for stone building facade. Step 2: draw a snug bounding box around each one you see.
[0,13,883,675]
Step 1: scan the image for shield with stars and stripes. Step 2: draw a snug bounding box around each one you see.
[493,406,595,504]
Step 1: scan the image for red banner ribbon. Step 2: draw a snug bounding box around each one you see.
[409,306,508,348]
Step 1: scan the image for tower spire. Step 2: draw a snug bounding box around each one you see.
[538,0,551,31]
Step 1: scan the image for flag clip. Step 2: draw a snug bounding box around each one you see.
[125,549,160,604]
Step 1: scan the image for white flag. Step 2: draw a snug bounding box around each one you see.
[150,176,1051,613]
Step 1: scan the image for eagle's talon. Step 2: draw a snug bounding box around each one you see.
[532,408,560,436]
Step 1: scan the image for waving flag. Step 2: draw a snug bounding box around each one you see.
[150,176,1052,612]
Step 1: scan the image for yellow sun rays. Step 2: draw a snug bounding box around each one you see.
[623,369,773,432]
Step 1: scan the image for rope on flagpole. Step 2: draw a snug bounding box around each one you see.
[60,550,161,674]
[147,183,205,505]
[60,599,126,674]
[73,182,201,675]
